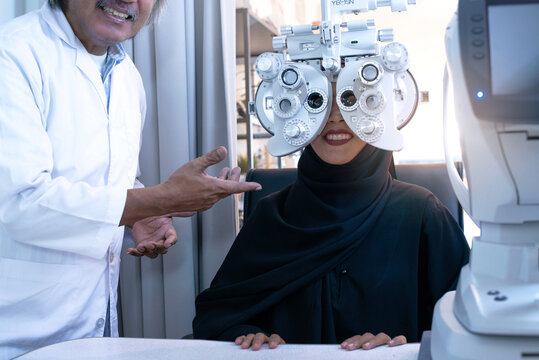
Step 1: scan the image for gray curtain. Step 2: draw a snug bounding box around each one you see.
[0,0,44,25]
[119,0,238,339]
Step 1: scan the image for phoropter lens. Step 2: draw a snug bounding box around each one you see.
[307,92,324,109]
[279,99,292,113]
[340,90,357,107]
[362,64,379,82]
[281,69,299,86]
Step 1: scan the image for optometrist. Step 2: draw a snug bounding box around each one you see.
[0,0,261,358]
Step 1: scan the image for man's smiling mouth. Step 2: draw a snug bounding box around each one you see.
[97,1,138,22]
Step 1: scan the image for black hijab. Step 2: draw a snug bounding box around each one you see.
[193,144,394,340]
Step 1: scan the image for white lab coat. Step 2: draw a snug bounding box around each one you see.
[0,4,145,359]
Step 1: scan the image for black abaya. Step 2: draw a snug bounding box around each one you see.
[193,145,469,343]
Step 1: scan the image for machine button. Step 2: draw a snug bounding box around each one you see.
[471,14,483,22]
[96,318,105,329]
[494,295,507,301]
[472,27,484,34]
[473,52,485,60]
[341,269,348,275]
[472,39,484,47]
[487,290,500,295]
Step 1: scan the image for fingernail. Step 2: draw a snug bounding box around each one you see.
[347,343,356,349]
[216,147,225,158]
[389,340,395,345]
[255,185,262,191]
[341,342,348,347]
[364,342,372,348]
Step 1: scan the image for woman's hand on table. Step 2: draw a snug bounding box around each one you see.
[341,332,407,351]
[235,333,285,350]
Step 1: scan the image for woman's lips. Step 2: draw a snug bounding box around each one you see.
[323,129,353,146]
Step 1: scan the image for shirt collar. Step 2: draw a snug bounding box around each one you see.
[108,42,126,63]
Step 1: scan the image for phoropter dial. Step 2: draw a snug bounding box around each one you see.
[255,53,283,81]
[283,119,310,146]
[278,65,304,90]
[356,116,384,143]
[273,93,301,119]
[359,89,386,115]
[304,88,329,114]
[359,61,384,86]
[381,42,409,72]
[337,86,359,112]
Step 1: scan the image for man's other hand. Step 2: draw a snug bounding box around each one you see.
[127,212,194,258]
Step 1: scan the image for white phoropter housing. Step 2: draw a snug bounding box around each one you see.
[429,1,539,359]
[250,0,419,157]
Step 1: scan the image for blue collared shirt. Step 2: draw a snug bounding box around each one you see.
[102,43,127,111]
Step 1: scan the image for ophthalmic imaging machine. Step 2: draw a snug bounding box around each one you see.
[428,0,539,359]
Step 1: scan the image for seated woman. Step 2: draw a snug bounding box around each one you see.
[192,85,470,351]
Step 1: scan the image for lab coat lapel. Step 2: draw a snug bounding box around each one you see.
[75,52,109,115]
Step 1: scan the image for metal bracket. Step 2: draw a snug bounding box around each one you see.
[248,101,256,115]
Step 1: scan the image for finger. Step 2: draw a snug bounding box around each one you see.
[218,167,230,180]
[152,241,168,254]
[235,336,245,345]
[196,146,227,170]
[341,332,375,351]
[163,229,178,249]
[167,212,196,218]
[126,248,143,256]
[136,243,151,254]
[220,180,262,195]
[229,167,241,182]
[361,332,391,350]
[388,335,407,347]
[141,245,158,259]
[268,334,284,349]
[241,334,255,349]
[251,333,268,351]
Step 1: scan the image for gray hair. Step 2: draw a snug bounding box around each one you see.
[47,0,167,24]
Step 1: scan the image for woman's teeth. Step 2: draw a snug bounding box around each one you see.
[326,133,351,141]
[103,7,129,19]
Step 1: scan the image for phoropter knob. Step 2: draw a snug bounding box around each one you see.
[378,28,394,43]
[273,36,287,51]
[381,42,409,71]
[280,25,293,36]
[285,124,302,138]
[322,57,339,73]
[356,116,384,143]
[255,53,283,81]
[283,119,310,146]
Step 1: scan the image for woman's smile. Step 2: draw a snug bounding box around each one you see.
[323,129,354,146]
